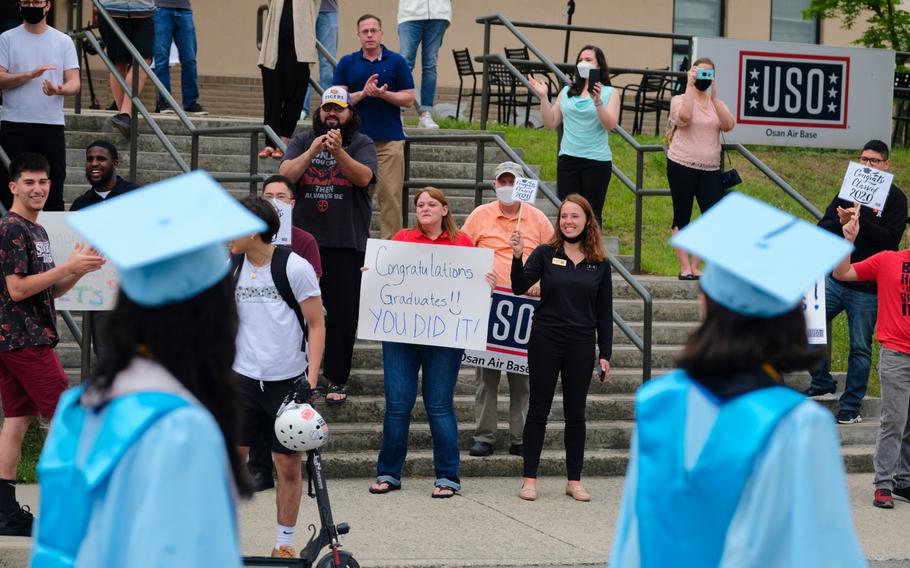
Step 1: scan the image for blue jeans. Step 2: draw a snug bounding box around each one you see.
[153,7,199,109]
[302,11,339,116]
[810,275,878,413]
[397,19,447,112]
[376,341,462,490]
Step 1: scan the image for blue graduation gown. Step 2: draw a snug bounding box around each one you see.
[608,370,866,568]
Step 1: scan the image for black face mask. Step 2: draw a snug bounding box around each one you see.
[562,228,587,244]
[20,6,46,24]
[694,79,712,92]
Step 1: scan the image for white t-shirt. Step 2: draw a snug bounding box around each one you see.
[0,25,79,125]
[232,252,320,381]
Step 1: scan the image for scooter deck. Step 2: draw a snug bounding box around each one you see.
[242,557,307,567]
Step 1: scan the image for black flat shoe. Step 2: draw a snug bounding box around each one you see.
[250,471,274,492]
[469,441,493,457]
[678,273,699,281]
[508,443,523,456]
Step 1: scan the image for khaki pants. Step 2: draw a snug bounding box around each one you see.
[374,140,405,240]
[473,367,530,446]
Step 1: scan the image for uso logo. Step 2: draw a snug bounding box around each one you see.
[737,51,849,129]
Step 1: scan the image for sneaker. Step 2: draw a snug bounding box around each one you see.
[836,410,862,424]
[0,504,34,536]
[803,385,836,399]
[893,485,910,502]
[418,111,439,129]
[157,102,174,114]
[110,113,131,137]
[271,545,297,558]
[184,102,208,116]
[874,488,894,509]
[469,441,493,457]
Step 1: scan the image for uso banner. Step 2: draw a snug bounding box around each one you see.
[693,37,893,149]
[463,287,538,375]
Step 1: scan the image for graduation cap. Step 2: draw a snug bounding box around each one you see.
[671,192,853,317]
[68,171,266,307]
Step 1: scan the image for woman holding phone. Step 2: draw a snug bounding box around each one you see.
[666,57,735,280]
[510,194,613,502]
[528,45,620,227]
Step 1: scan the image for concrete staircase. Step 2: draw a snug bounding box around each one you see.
[50,109,878,479]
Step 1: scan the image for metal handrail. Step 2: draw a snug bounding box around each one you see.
[403,132,654,380]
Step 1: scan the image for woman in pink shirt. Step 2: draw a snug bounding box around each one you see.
[666,57,735,280]
[369,188,487,499]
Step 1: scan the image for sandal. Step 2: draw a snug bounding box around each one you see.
[368,480,401,495]
[432,486,457,499]
[271,148,284,160]
[325,385,348,406]
[258,147,274,159]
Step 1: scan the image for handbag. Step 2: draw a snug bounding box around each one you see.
[720,132,741,190]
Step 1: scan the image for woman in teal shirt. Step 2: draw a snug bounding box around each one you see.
[528,45,620,227]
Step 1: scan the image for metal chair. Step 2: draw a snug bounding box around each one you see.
[452,48,483,121]
[619,71,667,135]
[893,72,910,147]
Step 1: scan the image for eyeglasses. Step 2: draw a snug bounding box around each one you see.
[20,1,48,7]
[358,28,381,36]
[859,155,885,166]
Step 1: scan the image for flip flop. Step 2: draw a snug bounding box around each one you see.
[258,147,274,159]
[325,385,348,406]
[432,486,457,499]
[368,481,401,494]
[271,148,284,160]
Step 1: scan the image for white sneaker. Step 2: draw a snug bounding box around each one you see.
[418,111,439,129]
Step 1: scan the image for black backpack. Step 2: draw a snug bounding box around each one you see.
[231,246,307,351]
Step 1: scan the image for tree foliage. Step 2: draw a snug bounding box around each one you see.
[804,0,910,52]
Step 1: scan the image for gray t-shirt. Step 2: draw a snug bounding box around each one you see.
[0,25,79,126]
[154,0,191,9]
[320,0,338,13]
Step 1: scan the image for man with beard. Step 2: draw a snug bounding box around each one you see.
[70,140,138,359]
[280,85,376,405]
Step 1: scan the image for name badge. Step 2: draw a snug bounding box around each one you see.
[552,258,567,266]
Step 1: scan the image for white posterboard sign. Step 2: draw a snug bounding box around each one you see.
[270,198,292,246]
[837,162,893,212]
[38,212,119,311]
[511,177,539,204]
[357,238,494,350]
[463,288,538,375]
[693,37,894,149]
[802,277,827,345]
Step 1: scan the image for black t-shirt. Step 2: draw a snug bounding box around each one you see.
[818,183,908,294]
[285,130,378,251]
[69,176,140,211]
[278,0,294,49]
[0,212,58,351]
[511,244,613,360]
[0,1,21,21]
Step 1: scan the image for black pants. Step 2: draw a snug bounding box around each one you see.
[0,122,66,212]
[556,155,612,227]
[320,246,365,387]
[666,158,725,230]
[522,324,595,481]
[260,44,310,144]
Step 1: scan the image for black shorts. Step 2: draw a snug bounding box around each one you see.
[99,15,154,64]
[236,375,300,455]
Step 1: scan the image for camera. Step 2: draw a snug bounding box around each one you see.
[696,68,715,80]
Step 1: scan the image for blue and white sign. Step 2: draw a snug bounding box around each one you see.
[463,288,538,375]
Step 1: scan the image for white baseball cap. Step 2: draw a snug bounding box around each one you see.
[321,86,350,108]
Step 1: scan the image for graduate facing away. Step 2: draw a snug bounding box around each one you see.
[609,193,867,568]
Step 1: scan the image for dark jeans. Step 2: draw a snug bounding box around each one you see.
[319,247,364,387]
[810,275,878,414]
[153,7,200,109]
[666,158,725,230]
[376,341,462,490]
[523,324,595,481]
[260,45,310,143]
[0,121,66,212]
[556,155,612,227]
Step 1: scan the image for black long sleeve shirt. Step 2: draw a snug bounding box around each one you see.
[818,183,908,294]
[511,244,613,360]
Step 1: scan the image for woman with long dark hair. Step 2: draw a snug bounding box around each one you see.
[31,174,261,567]
[528,45,620,227]
[510,194,613,502]
[609,193,865,567]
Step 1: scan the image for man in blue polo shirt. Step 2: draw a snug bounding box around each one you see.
[333,13,414,240]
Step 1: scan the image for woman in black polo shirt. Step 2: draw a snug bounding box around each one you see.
[510,193,612,502]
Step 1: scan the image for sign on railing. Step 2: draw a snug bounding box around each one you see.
[463,288,537,375]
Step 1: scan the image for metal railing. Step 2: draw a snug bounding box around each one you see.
[403,133,653,380]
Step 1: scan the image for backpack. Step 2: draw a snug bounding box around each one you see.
[231,246,308,351]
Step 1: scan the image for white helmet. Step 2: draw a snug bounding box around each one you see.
[274,401,328,452]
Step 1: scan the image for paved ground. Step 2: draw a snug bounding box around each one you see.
[3,474,910,567]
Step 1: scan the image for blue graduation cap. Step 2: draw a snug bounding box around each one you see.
[68,171,265,307]
[671,192,853,317]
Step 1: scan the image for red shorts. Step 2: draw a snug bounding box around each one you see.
[0,345,68,419]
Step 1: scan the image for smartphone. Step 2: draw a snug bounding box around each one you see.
[595,365,606,382]
[696,68,715,80]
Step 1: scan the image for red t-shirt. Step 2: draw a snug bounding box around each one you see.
[291,226,323,278]
[392,228,474,247]
[853,249,910,355]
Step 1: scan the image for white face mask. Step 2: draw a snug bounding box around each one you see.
[495,185,515,205]
[576,61,596,79]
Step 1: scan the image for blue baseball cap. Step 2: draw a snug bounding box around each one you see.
[671,192,853,317]
[68,171,266,307]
